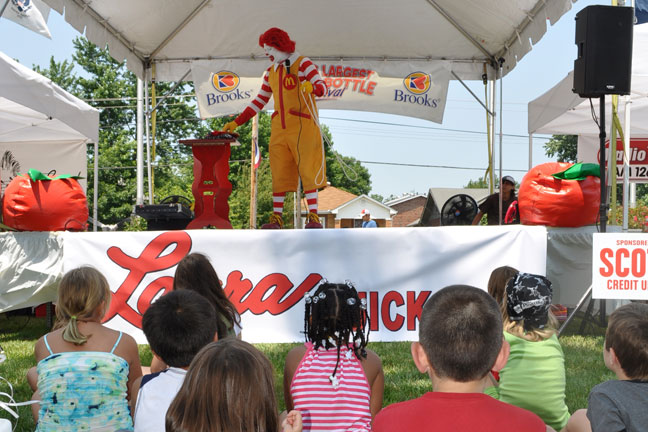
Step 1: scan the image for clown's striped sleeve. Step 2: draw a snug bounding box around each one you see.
[299,57,326,97]
[234,69,273,126]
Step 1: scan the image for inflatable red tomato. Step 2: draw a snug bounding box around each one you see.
[2,169,88,231]
[518,162,600,227]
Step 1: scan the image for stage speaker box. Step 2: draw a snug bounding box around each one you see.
[134,203,193,231]
[573,5,633,98]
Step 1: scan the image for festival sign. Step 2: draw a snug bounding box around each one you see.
[63,226,546,343]
[192,60,450,123]
[578,136,648,183]
[593,233,648,300]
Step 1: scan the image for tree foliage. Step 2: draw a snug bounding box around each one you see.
[544,134,578,163]
[464,177,490,189]
[34,38,372,228]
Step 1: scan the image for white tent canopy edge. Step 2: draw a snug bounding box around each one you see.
[41,0,576,81]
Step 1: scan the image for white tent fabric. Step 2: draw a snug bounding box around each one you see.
[0,54,99,314]
[0,51,99,143]
[0,51,99,194]
[41,0,576,82]
[528,23,648,136]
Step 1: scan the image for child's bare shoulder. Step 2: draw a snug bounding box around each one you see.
[286,344,308,366]
[363,348,382,367]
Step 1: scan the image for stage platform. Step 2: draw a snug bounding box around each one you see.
[0,225,610,342]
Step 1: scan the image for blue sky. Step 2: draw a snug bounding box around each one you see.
[0,0,605,198]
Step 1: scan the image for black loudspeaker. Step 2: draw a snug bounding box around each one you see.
[573,5,633,98]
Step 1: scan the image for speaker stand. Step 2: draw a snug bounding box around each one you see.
[599,94,607,233]
[559,95,608,336]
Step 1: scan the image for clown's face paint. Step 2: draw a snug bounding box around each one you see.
[264,44,290,64]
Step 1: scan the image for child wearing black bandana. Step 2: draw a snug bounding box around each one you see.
[485,272,570,431]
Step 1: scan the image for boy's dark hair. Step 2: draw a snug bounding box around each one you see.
[304,281,369,380]
[419,285,503,382]
[142,290,217,368]
[605,302,648,380]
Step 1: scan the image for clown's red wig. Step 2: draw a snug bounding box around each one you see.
[259,27,295,53]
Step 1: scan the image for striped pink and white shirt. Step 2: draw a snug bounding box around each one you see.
[290,342,372,431]
[234,52,326,126]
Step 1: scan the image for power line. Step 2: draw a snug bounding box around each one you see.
[358,160,529,173]
[319,116,552,140]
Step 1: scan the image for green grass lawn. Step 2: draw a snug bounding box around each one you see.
[1,315,614,432]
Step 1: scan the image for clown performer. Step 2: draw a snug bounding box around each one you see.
[223,27,327,229]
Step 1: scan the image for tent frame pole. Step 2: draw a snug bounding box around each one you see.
[623,94,631,231]
[498,62,504,225]
[145,74,153,204]
[425,0,497,64]
[136,77,144,205]
[489,75,496,195]
[450,71,494,116]
[528,135,533,170]
[0,0,10,18]
[93,140,98,231]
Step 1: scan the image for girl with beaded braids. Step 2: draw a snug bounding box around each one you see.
[283,280,384,431]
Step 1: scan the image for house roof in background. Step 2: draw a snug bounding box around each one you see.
[384,193,427,207]
[312,185,358,212]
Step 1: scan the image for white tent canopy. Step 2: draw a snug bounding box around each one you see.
[528,23,648,136]
[40,0,576,205]
[0,51,99,143]
[0,51,99,195]
[42,0,576,82]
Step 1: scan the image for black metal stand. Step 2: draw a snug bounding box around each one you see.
[599,94,608,232]
[46,302,54,329]
[558,95,608,337]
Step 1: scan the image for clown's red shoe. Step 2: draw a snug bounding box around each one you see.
[261,213,284,229]
[304,212,323,229]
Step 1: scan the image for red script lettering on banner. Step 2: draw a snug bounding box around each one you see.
[103,231,324,328]
[104,231,193,327]
[101,231,430,334]
[223,271,323,315]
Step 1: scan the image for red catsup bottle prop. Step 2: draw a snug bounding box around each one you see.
[518,162,600,227]
[2,169,88,231]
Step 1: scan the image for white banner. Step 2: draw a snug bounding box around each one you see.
[593,233,648,300]
[0,141,88,196]
[62,226,546,344]
[192,60,450,124]
[578,135,648,183]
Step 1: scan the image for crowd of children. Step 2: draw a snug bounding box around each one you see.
[24,257,648,432]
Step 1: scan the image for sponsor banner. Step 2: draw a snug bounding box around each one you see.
[192,60,450,124]
[578,136,648,183]
[63,226,546,343]
[593,233,648,300]
[0,141,87,196]
[4,0,51,39]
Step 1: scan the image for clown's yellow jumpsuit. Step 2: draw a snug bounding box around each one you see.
[231,54,327,193]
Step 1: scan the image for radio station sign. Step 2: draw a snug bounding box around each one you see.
[593,233,648,300]
[579,136,648,182]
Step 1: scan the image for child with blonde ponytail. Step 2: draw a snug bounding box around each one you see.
[30,266,142,431]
